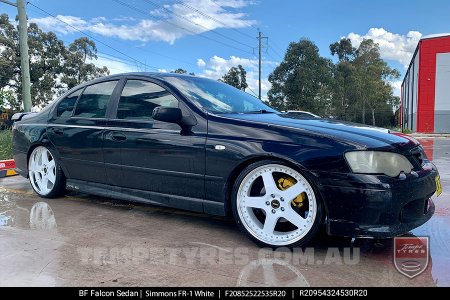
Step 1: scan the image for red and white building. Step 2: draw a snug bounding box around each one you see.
[401,34,450,133]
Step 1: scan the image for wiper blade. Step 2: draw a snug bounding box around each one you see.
[244,110,275,114]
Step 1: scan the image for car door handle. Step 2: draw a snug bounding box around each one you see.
[110,133,127,141]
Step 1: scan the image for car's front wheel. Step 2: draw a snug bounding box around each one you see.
[28,145,66,198]
[232,161,323,248]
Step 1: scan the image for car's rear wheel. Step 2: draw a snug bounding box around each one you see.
[28,146,66,198]
[231,161,323,248]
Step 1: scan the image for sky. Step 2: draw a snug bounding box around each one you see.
[2,0,450,99]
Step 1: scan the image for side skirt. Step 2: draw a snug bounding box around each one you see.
[66,179,226,216]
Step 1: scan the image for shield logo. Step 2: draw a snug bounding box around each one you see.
[394,236,429,278]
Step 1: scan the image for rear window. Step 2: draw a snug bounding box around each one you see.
[56,89,82,117]
[73,81,118,118]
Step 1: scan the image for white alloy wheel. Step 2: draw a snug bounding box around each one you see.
[29,146,57,196]
[236,164,318,246]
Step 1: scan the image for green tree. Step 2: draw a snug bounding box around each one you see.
[330,38,355,61]
[0,14,23,109]
[0,14,109,109]
[171,68,187,74]
[28,23,67,106]
[1,15,67,109]
[329,38,357,120]
[171,68,195,75]
[0,90,15,111]
[268,39,333,114]
[330,61,357,120]
[221,65,248,91]
[61,37,109,90]
[329,38,400,126]
[353,39,400,125]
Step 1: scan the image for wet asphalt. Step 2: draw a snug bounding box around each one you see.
[0,138,449,287]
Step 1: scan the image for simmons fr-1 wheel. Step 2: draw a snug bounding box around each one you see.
[28,146,66,198]
[231,161,323,248]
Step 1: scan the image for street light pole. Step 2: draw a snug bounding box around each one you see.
[1,0,32,112]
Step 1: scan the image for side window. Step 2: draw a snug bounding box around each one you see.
[56,89,82,117]
[117,80,179,121]
[73,81,118,118]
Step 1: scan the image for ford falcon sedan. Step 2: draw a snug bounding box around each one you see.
[12,73,441,247]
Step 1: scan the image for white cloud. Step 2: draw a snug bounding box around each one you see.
[215,0,252,8]
[197,55,271,99]
[347,28,422,67]
[29,0,256,44]
[390,80,402,97]
[29,15,88,35]
[90,55,137,74]
[197,58,206,68]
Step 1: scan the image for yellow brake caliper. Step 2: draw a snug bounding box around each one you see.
[277,176,305,208]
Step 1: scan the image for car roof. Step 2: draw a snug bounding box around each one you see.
[72,72,202,93]
[84,72,195,83]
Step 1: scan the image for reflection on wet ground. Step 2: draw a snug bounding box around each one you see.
[0,138,449,287]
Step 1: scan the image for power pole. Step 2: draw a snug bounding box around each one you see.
[256,30,268,100]
[258,31,262,100]
[1,0,32,112]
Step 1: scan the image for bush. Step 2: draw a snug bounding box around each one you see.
[402,128,413,134]
[0,130,13,160]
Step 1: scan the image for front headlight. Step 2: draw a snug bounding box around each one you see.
[345,151,413,177]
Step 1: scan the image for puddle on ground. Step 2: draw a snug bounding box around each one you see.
[0,187,57,230]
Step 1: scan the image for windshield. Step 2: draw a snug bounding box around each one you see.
[164,76,278,114]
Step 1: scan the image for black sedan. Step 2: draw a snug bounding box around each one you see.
[12,73,441,247]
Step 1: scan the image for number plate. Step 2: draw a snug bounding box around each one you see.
[435,175,442,197]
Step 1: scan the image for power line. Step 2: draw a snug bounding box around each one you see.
[198,1,286,63]
[27,2,160,71]
[141,0,255,50]
[269,42,285,57]
[26,1,268,94]
[246,86,258,98]
[26,8,143,71]
[262,29,285,60]
[208,0,260,34]
[174,0,256,41]
[111,0,254,56]
[266,51,280,63]
[14,8,144,72]
[268,45,283,60]
[26,4,198,70]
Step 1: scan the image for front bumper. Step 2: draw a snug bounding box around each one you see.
[316,168,438,238]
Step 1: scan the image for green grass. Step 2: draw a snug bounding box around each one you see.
[0,130,13,161]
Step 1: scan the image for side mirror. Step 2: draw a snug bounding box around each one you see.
[11,112,34,122]
[152,107,183,124]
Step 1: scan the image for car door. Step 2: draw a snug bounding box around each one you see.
[103,78,206,199]
[47,80,120,184]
